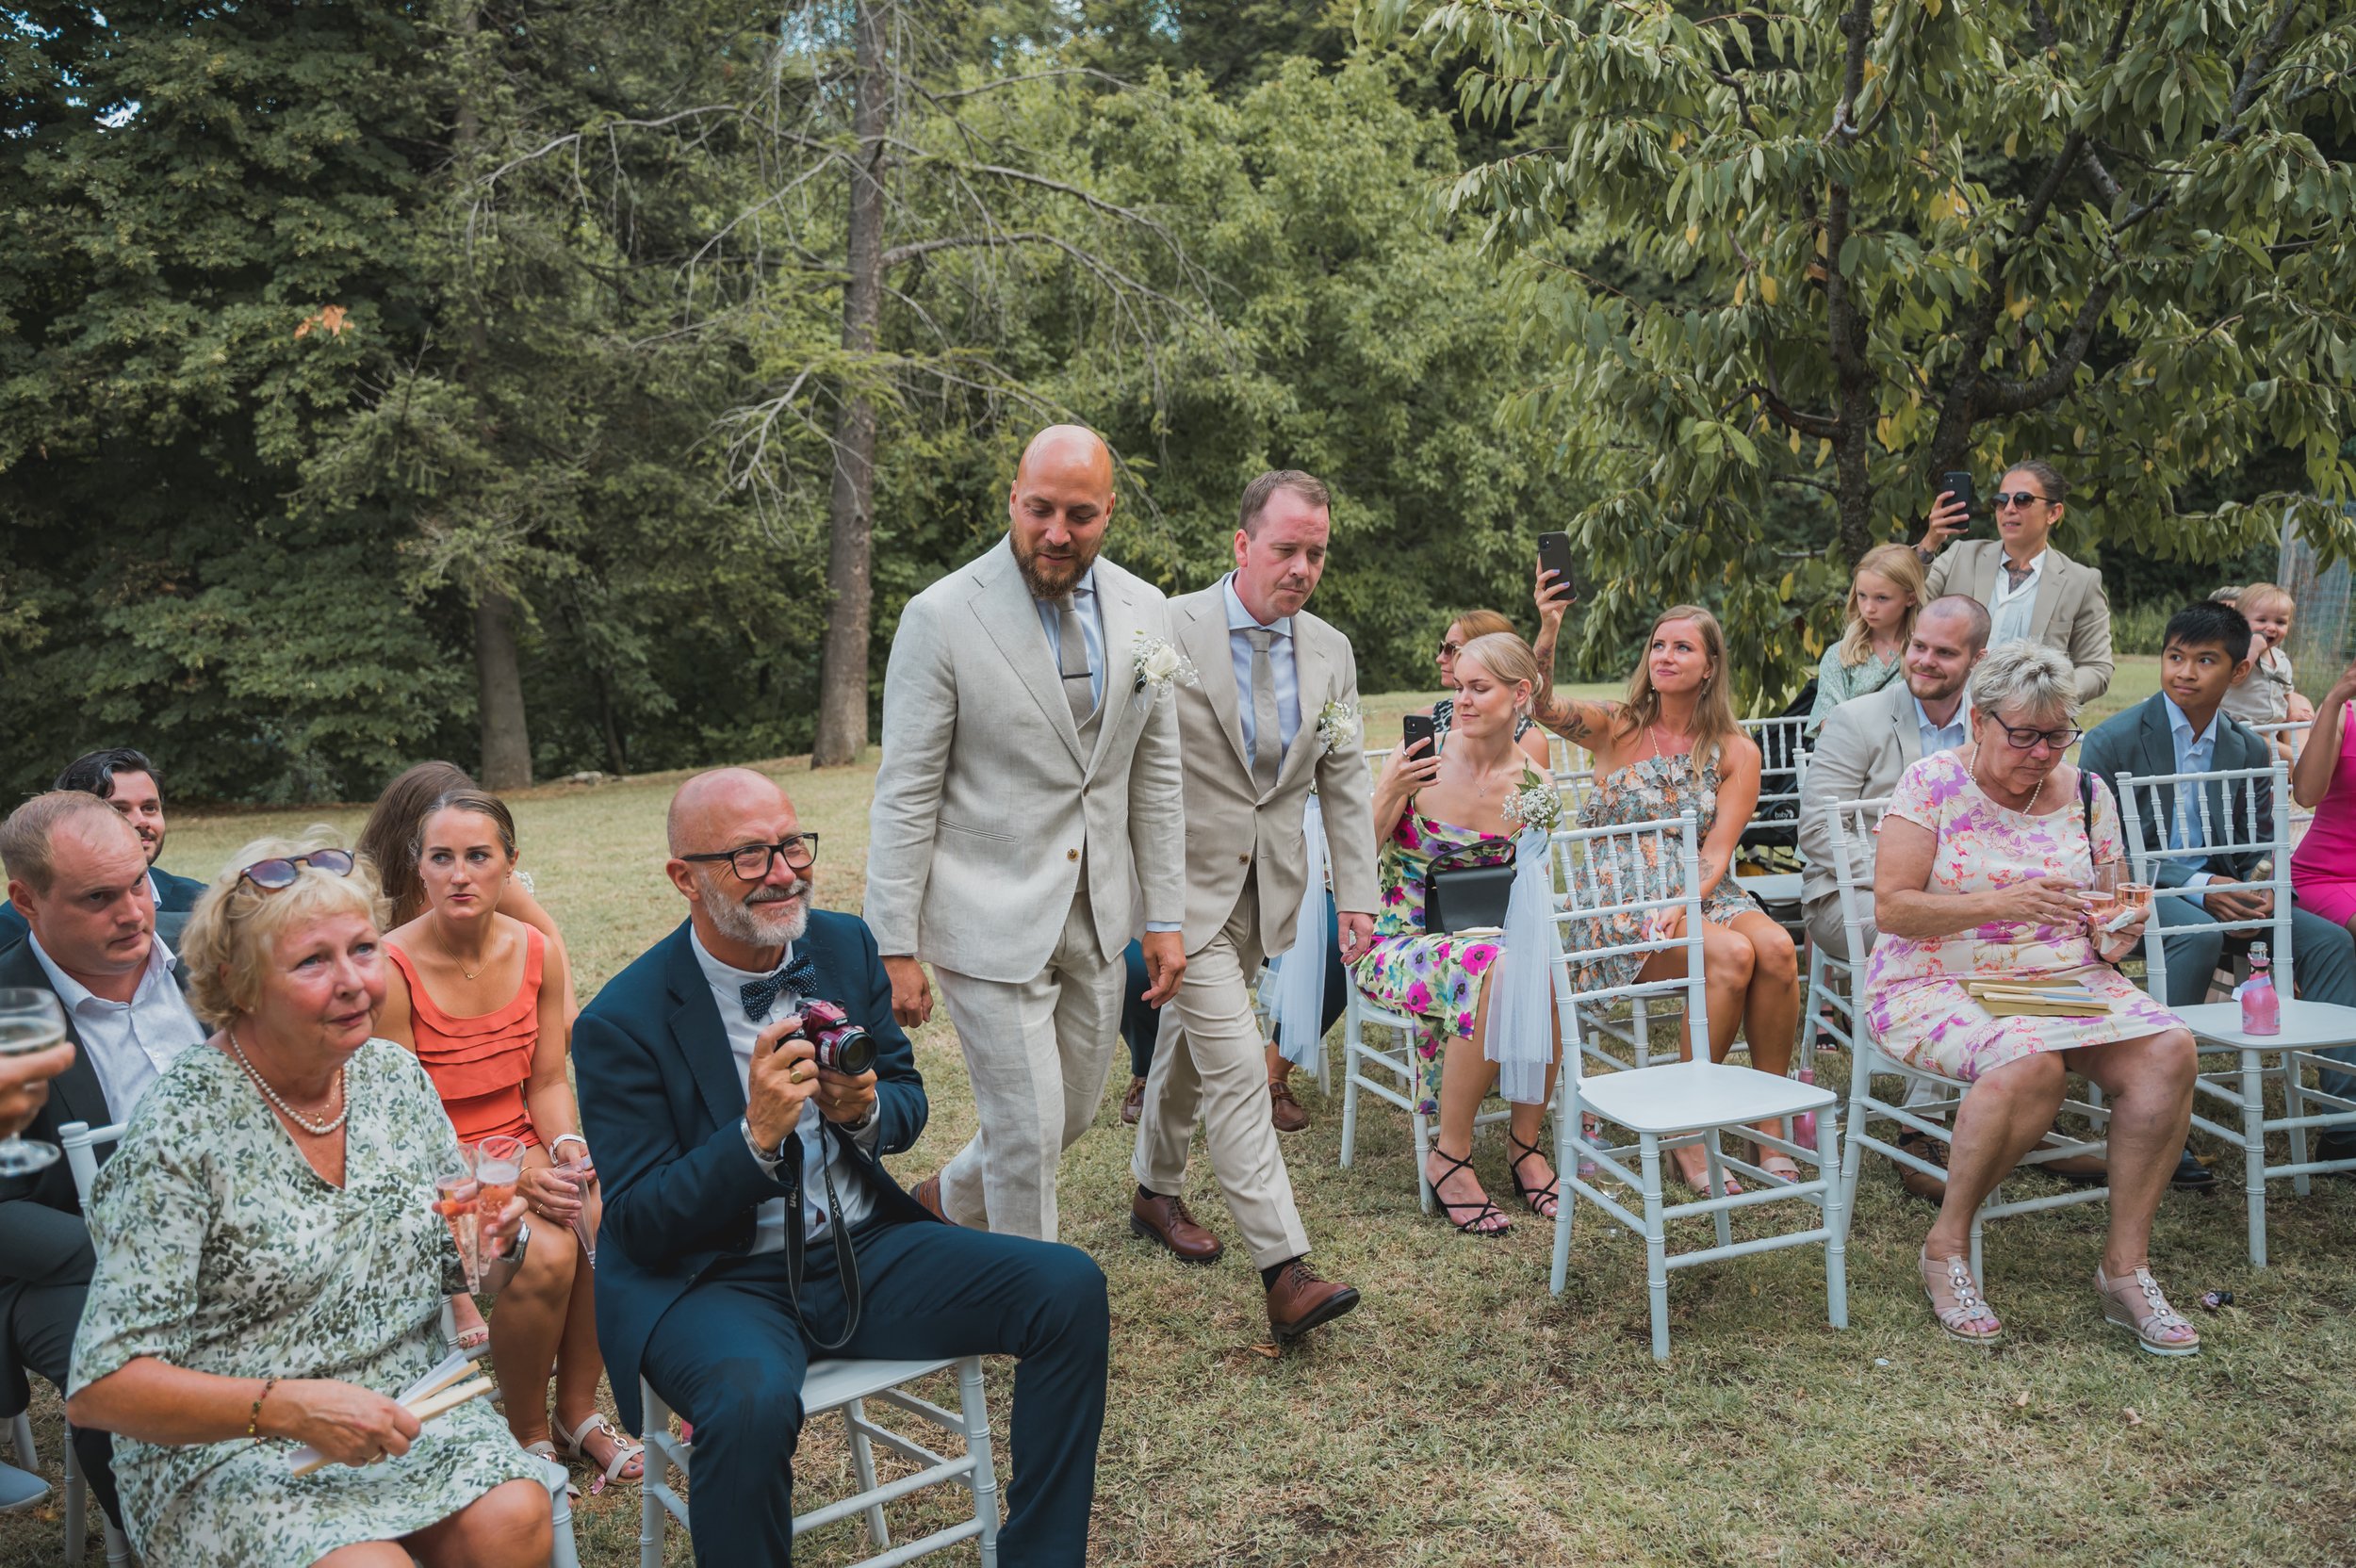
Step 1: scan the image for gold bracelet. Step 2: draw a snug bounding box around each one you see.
[248,1376,278,1442]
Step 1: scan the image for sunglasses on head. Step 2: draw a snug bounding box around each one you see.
[1990,491,2051,510]
[237,848,356,891]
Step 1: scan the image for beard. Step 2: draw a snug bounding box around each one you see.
[1012,531,1103,600]
[702,874,810,949]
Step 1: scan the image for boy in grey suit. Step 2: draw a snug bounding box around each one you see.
[865,426,1187,1241]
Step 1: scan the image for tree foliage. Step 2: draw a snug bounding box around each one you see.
[1370,0,2356,704]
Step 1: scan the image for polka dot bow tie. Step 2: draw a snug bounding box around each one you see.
[740,951,820,1023]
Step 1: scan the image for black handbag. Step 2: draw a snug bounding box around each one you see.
[1426,839,1516,934]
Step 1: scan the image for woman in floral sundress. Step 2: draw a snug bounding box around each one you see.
[1529,583,1802,1194]
[1353,633,1563,1235]
[67,836,551,1568]
[1867,643,2201,1356]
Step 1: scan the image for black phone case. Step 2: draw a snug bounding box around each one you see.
[1940,471,1974,516]
[1402,715,1438,755]
[1537,532,1577,597]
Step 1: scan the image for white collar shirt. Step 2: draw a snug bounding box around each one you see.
[2162,694,2222,853]
[689,930,875,1252]
[1987,548,2048,648]
[1221,572,1301,763]
[27,933,205,1121]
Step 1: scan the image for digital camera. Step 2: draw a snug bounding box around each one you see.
[792,1000,878,1077]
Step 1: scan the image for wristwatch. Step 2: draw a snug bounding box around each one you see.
[742,1116,792,1170]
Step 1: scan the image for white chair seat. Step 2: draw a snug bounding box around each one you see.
[799,1357,961,1410]
[1578,1058,1835,1134]
[2169,998,2356,1049]
[1736,872,1804,906]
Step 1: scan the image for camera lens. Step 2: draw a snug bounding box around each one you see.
[817,1023,877,1078]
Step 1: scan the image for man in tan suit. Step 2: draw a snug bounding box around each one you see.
[1916,459,2113,701]
[1128,471,1377,1343]
[866,426,1187,1241]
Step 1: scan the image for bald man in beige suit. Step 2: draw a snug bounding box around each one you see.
[1128,470,1378,1345]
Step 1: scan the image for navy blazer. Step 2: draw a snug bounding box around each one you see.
[0,865,205,952]
[572,910,932,1434]
[2080,694,2275,889]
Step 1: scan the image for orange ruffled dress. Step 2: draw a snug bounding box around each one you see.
[387,926,546,1148]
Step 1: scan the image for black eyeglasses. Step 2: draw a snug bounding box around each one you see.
[1997,723,2082,751]
[237,848,356,891]
[681,834,821,881]
[1990,491,2051,510]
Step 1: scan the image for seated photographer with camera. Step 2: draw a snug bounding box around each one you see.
[573,768,1109,1566]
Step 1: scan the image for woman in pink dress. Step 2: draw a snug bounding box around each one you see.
[1866,643,2201,1355]
[2291,657,2356,927]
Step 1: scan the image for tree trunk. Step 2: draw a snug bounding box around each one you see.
[474,592,533,789]
[810,0,889,769]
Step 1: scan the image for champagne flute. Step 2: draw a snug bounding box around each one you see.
[554,1153,597,1266]
[475,1135,524,1261]
[0,989,69,1176]
[433,1162,482,1293]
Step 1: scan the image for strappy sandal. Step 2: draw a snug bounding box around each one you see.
[445,1294,489,1353]
[523,1441,582,1499]
[1920,1249,2003,1345]
[556,1411,646,1494]
[1671,1143,1742,1199]
[1507,1134,1561,1219]
[1424,1149,1510,1236]
[2095,1264,2201,1357]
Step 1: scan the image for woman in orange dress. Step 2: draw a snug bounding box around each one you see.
[378,789,643,1493]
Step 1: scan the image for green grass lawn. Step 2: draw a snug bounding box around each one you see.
[10,657,2350,1568]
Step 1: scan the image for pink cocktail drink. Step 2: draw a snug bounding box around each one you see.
[475,1135,524,1259]
[434,1173,482,1290]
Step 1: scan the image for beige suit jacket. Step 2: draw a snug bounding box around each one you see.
[864,537,1186,982]
[1164,584,1381,956]
[1797,678,1930,921]
[1924,538,2114,700]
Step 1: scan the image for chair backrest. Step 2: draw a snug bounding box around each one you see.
[1546,811,1711,1078]
[2112,761,2296,996]
[56,1119,127,1207]
[1547,732,1593,777]
[1737,715,1811,858]
[1823,796,1895,964]
[2250,720,2310,747]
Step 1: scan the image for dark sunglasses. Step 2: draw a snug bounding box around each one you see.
[680,834,821,881]
[1437,640,1464,659]
[1990,491,2052,510]
[237,848,357,890]
[1997,723,2082,751]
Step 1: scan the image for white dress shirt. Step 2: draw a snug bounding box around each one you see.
[2162,695,2222,876]
[27,933,205,1121]
[689,930,876,1252]
[1988,548,2048,648]
[1031,565,1105,712]
[1222,573,1301,760]
[1912,693,1968,759]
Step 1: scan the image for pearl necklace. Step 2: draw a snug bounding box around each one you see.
[227,1025,349,1136]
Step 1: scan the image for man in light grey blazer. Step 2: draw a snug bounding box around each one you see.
[1916,458,2113,701]
[1128,471,1378,1343]
[1799,595,1990,957]
[865,426,1187,1241]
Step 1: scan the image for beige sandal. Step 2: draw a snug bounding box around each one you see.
[556,1411,645,1494]
[2094,1264,2201,1357]
[1920,1249,2003,1344]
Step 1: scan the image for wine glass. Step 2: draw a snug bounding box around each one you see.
[0,989,69,1176]
[475,1135,524,1261]
[553,1152,598,1266]
[433,1156,483,1292]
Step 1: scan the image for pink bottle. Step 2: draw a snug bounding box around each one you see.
[2241,942,2281,1037]
[1791,1068,1819,1152]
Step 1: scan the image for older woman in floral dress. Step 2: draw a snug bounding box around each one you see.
[1867,643,2201,1356]
[66,834,551,1568]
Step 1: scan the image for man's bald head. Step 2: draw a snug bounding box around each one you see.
[1919,594,1991,654]
[666,766,789,856]
[1008,424,1116,598]
[665,768,810,958]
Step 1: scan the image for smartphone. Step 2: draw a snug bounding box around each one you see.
[1537,531,1578,601]
[1401,712,1438,759]
[1939,471,1974,524]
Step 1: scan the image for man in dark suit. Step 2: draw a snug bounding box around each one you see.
[2083,600,2356,1179]
[0,792,207,1527]
[573,768,1109,1567]
[0,748,207,951]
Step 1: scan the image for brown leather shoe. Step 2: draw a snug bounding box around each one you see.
[1121,1076,1147,1126]
[1129,1189,1223,1265]
[1268,1079,1309,1135]
[1895,1130,1949,1205]
[1266,1259,1360,1343]
[912,1174,953,1225]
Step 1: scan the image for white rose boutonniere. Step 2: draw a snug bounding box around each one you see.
[1315,698,1362,756]
[1499,764,1563,837]
[1131,632,1200,694]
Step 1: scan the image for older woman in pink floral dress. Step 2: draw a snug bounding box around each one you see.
[1867,643,2200,1356]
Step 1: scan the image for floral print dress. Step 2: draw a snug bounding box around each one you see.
[1568,751,1764,992]
[70,1039,544,1568]
[1350,810,1514,1114]
[1862,750,2182,1081]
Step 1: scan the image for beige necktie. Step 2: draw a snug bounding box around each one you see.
[1245,627,1281,794]
[1054,595,1095,727]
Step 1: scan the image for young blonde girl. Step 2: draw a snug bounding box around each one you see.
[1807,542,1928,735]
[2222,583,2315,755]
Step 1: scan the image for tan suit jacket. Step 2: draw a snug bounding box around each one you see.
[1924,538,2114,700]
[1164,584,1380,955]
[864,536,1186,983]
[1798,678,1930,926]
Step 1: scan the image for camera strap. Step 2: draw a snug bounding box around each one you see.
[781,1128,863,1352]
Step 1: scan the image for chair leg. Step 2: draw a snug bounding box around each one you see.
[1837,1089,1870,1243]
[1337,1017,1362,1171]
[1799,948,1824,1078]
[957,1357,1000,1567]
[7,1413,30,1469]
[1640,1134,1670,1364]
[637,1398,667,1568]
[1817,1106,1848,1331]
[1412,1107,1433,1217]
[2284,1053,2312,1197]
[1967,1207,1986,1286]
[1703,1137,1733,1249]
[843,1397,889,1550]
[1550,1086,1578,1296]
[2241,1049,2270,1268]
[62,1428,85,1568]
[545,1460,581,1568]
